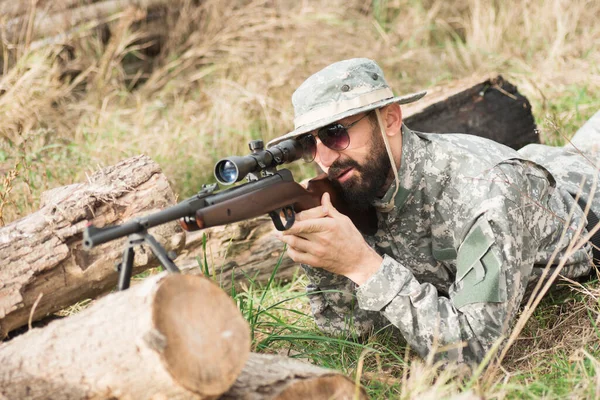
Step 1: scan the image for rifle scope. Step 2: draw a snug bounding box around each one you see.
[214,138,312,185]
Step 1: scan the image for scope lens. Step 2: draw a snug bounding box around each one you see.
[216,160,239,184]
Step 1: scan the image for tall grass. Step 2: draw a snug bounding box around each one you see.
[2,0,600,398]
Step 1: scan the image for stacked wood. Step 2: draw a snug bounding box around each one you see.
[0,272,366,399]
[0,273,251,399]
[220,353,368,400]
[0,154,184,338]
[177,75,539,287]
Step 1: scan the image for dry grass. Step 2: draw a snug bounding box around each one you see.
[505,288,597,370]
[0,161,19,226]
[2,0,599,222]
[2,0,600,397]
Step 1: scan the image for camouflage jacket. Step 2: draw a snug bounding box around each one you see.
[302,123,599,365]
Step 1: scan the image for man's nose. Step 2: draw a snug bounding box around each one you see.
[316,141,340,168]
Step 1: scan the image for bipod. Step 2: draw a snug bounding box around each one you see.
[116,230,180,290]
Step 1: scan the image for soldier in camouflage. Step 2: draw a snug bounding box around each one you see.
[268,58,600,365]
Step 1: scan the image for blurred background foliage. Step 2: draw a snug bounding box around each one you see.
[1,0,599,224]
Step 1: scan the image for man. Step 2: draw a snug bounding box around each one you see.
[267,58,600,365]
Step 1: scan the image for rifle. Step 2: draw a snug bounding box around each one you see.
[83,139,377,290]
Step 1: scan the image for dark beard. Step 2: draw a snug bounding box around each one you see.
[327,130,391,211]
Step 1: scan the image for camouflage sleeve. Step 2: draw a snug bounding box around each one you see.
[300,264,389,337]
[356,162,553,364]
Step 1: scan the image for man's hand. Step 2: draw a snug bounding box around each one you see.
[277,192,382,285]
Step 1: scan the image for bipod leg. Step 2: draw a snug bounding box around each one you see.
[116,231,180,291]
[140,231,180,273]
[118,244,135,291]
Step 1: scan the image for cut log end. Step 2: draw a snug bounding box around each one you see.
[276,375,367,400]
[152,274,250,396]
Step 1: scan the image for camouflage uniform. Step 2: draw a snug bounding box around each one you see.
[302,113,600,364]
[268,57,599,365]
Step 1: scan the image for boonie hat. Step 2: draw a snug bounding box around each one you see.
[267,58,426,147]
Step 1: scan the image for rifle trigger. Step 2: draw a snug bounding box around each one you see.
[268,206,296,231]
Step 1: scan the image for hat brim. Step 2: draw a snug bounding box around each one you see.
[267,90,426,148]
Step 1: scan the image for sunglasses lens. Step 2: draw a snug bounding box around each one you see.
[299,134,316,162]
[319,125,350,150]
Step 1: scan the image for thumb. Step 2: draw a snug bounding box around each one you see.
[321,191,341,217]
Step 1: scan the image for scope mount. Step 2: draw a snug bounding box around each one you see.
[246,139,278,182]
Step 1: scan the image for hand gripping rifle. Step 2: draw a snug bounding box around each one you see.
[83,139,377,290]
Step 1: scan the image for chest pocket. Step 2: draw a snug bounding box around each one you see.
[452,218,506,309]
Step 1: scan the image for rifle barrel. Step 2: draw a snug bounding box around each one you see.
[83,190,212,249]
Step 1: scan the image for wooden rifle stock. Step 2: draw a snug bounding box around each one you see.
[300,174,378,235]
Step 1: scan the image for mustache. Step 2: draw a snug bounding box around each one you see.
[328,158,362,180]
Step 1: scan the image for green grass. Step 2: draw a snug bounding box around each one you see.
[531,85,600,146]
[191,230,600,399]
[214,270,600,399]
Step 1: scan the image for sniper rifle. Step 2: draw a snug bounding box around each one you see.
[83,138,376,290]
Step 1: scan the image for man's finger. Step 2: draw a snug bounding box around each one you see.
[284,218,331,235]
[296,204,329,221]
[321,192,342,218]
[279,234,313,254]
[286,245,320,267]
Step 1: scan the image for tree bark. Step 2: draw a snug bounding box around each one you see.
[0,154,185,338]
[0,273,250,400]
[177,75,539,287]
[219,353,367,400]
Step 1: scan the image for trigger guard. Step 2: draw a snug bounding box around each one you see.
[269,206,295,231]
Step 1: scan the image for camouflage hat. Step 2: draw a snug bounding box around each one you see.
[267,58,426,147]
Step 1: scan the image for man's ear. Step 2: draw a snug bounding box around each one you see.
[383,103,402,137]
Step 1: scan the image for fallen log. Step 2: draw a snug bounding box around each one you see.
[219,353,367,400]
[0,154,185,338]
[402,74,537,149]
[0,273,250,399]
[177,75,539,287]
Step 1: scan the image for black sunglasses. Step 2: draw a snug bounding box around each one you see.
[298,111,373,162]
